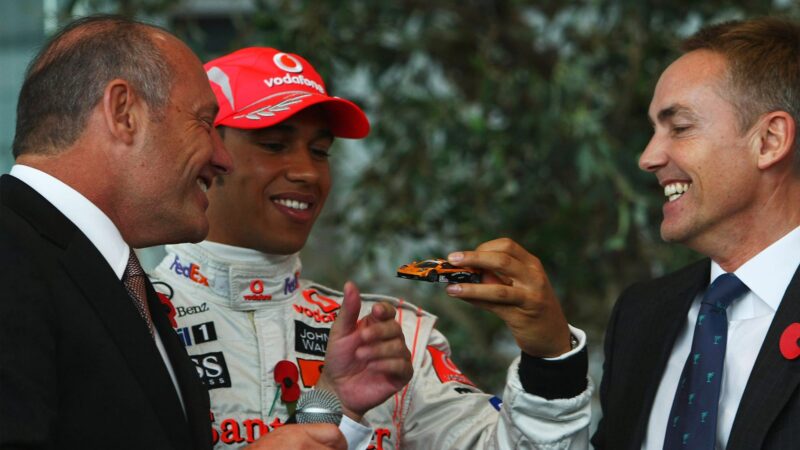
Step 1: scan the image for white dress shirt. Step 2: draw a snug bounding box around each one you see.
[9,164,186,414]
[642,226,800,450]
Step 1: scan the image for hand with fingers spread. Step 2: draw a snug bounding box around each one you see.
[245,423,346,450]
[444,237,572,358]
[316,281,414,421]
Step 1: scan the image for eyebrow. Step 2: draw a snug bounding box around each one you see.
[256,123,335,141]
[652,104,698,125]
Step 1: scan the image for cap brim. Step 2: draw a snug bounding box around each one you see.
[215,91,370,139]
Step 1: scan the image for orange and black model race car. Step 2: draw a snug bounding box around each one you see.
[396,258,482,284]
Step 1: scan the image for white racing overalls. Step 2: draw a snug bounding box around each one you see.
[150,242,592,449]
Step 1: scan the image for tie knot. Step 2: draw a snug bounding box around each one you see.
[124,250,145,280]
[702,273,748,310]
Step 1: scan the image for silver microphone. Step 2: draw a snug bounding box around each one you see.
[295,389,343,425]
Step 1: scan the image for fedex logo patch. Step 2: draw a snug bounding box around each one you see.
[284,272,300,295]
[169,255,209,287]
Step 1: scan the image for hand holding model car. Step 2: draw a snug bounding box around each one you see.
[396,258,482,283]
[397,238,573,358]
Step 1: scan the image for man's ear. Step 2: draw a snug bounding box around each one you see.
[102,79,142,145]
[756,110,796,170]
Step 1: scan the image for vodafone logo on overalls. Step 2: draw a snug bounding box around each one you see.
[243,279,271,301]
[250,279,264,294]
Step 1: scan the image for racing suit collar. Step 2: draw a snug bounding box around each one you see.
[163,241,302,311]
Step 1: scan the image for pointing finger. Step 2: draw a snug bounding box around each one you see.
[329,281,361,338]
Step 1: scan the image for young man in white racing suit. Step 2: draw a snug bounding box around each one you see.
[150,47,593,450]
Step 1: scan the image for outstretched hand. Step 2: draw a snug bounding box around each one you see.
[316,281,413,421]
[445,238,571,358]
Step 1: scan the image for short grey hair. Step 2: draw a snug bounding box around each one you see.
[12,15,174,157]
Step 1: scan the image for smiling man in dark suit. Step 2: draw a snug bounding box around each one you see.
[0,15,346,450]
[592,17,800,450]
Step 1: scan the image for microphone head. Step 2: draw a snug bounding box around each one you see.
[296,389,343,425]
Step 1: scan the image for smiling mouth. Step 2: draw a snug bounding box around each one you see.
[273,198,310,211]
[664,182,690,202]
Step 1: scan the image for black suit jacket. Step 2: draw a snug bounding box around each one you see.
[0,175,211,449]
[592,258,800,449]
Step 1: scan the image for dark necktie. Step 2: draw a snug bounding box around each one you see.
[663,273,748,449]
[123,250,155,338]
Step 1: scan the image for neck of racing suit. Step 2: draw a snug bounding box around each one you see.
[161,241,303,311]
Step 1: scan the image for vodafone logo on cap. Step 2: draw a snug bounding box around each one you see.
[273,53,303,73]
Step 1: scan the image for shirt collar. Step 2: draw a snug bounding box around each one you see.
[9,164,129,279]
[710,225,800,313]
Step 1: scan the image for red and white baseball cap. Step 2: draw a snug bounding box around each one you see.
[204,47,370,138]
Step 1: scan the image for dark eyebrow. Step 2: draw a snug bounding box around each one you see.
[255,123,335,141]
[316,129,334,142]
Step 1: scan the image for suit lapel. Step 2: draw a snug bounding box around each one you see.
[629,261,709,448]
[147,282,211,449]
[61,230,193,450]
[1,176,194,450]
[727,264,800,450]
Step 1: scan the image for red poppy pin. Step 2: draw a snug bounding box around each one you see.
[779,323,800,360]
[274,360,301,403]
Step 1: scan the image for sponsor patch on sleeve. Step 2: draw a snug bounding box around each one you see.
[489,396,503,411]
[428,346,475,386]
